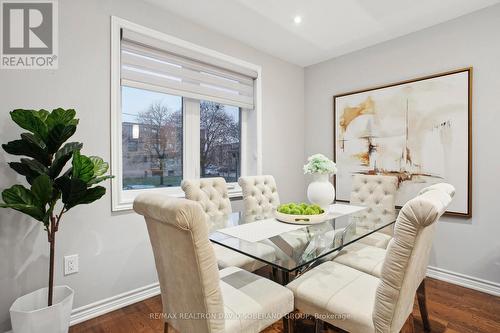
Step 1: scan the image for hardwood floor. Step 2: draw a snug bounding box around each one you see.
[70,277,500,333]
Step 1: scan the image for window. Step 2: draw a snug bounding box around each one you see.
[200,101,241,183]
[121,87,183,190]
[111,17,261,211]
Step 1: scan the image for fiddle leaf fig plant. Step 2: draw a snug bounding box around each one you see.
[0,108,113,306]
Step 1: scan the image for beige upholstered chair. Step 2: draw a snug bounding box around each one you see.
[350,174,398,249]
[238,175,280,221]
[181,177,232,218]
[334,183,456,278]
[332,183,455,331]
[181,177,275,272]
[287,184,454,333]
[134,194,294,333]
[238,175,311,258]
[418,182,456,197]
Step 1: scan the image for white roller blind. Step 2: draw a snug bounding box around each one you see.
[121,29,257,109]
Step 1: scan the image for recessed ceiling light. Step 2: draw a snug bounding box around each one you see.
[294,16,302,24]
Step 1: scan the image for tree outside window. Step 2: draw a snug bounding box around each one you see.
[200,101,240,182]
[121,87,241,189]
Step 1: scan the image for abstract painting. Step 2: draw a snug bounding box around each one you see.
[334,68,472,216]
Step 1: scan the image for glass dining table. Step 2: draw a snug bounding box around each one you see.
[208,204,396,285]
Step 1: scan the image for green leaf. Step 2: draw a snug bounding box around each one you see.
[20,158,49,175]
[47,124,77,153]
[2,184,38,205]
[8,158,48,185]
[0,203,45,221]
[50,142,83,178]
[46,108,78,131]
[0,185,46,221]
[72,151,94,182]
[31,174,53,205]
[10,109,48,141]
[88,175,114,185]
[2,138,50,166]
[33,109,50,122]
[55,176,87,208]
[20,133,47,150]
[73,186,106,206]
[89,156,109,177]
[54,177,106,210]
[8,162,39,184]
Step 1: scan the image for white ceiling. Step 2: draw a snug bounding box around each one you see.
[144,0,500,67]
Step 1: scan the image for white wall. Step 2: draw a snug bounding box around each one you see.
[3,1,499,330]
[0,0,305,330]
[305,5,500,285]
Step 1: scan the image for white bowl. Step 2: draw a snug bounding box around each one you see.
[274,210,329,225]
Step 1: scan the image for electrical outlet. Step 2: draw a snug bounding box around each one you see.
[64,254,79,275]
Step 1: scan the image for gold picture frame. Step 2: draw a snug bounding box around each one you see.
[333,68,472,217]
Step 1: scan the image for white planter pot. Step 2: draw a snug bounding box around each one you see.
[10,285,74,333]
[307,173,335,210]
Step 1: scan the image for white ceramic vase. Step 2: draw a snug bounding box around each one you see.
[307,173,335,210]
[10,285,74,333]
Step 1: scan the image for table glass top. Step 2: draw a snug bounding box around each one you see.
[208,204,396,272]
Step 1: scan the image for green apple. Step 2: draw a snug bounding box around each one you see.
[279,206,291,214]
[304,207,316,215]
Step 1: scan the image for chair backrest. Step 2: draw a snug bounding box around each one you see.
[373,183,454,333]
[418,182,456,198]
[238,175,280,221]
[350,174,398,235]
[134,194,225,333]
[181,177,232,218]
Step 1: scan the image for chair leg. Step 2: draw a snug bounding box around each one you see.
[401,314,415,333]
[164,322,169,333]
[417,280,431,331]
[314,318,323,333]
[283,315,293,333]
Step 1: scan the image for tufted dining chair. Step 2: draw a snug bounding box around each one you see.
[332,183,455,331]
[238,175,280,221]
[238,175,312,265]
[334,182,456,278]
[181,177,275,272]
[181,177,232,218]
[134,194,294,333]
[418,182,456,197]
[350,174,398,249]
[287,184,454,333]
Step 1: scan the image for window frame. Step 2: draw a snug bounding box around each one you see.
[111,17,262,211]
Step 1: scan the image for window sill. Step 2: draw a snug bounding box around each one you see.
[113,183,242,212]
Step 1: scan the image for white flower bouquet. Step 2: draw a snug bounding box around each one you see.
[303,153,337,175]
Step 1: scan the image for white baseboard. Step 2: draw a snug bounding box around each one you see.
[70,282,160,326]
[65,266,499,328]
[426,266,500,297]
